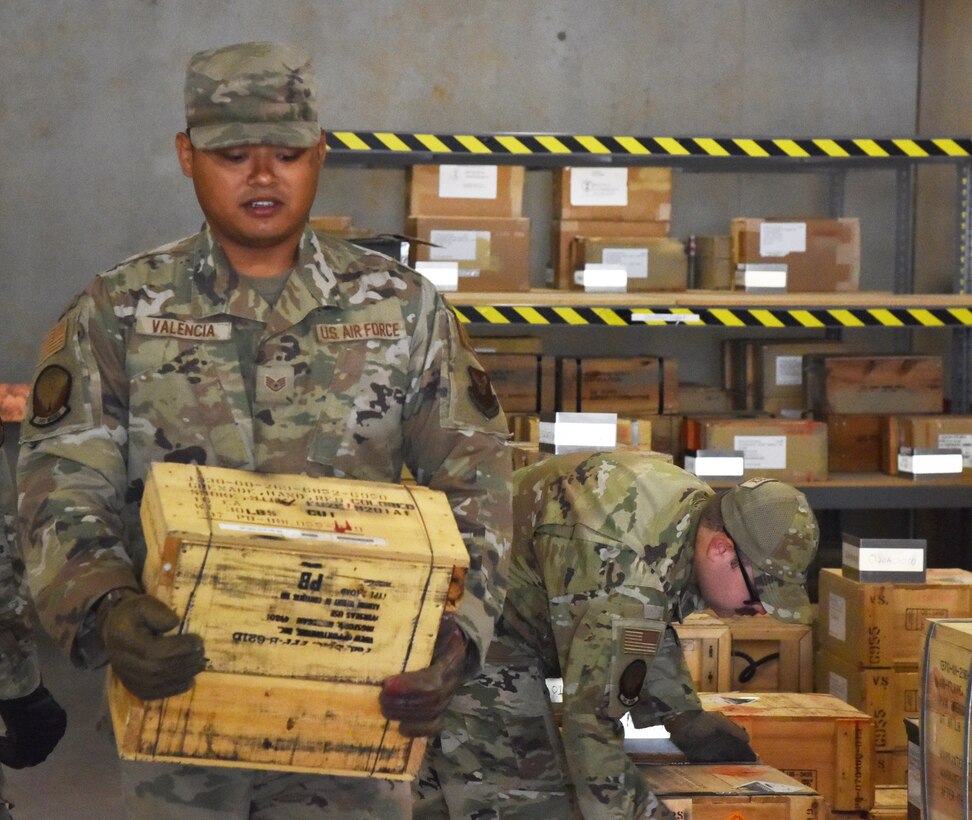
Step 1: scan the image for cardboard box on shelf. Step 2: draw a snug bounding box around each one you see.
[731,217,861,292]
[722,339,853,414]
[700,691,874,812]
[309,215,355,234]
[550,218,669,289]
[573,236,687,292]
[109,463,468,780]
[815,650,919,752]
[408,215,530,292]
[693,234,733,290]
[683,416,828,482]
[672,611,732,692]
[407,164,525,218]
[722,614,813,693]
[556,357,678,415]
[471,336,549,415]
[677,384,734,416]
[553,166,672,223]
[815,568,972,668]
[885,414,972,475]
[804,355,944,416]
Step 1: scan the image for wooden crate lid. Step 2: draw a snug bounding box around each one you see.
[700,691,870,720]
[142,463,468,568]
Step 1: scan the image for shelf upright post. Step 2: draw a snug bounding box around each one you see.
[894,162,917,295]
[952,160,972,413]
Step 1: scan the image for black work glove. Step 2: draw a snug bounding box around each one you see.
[379,613,469,737]
[666,710,757,763]
[100,591,206,700]
[0,684,67,768]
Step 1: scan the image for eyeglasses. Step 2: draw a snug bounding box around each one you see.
[733,542,762,607]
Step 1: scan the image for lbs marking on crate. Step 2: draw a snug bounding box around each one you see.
[451,305,972,327]
[329,132,972,161]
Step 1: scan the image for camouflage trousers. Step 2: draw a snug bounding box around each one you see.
[119,761,412,819]
[412,654,581,820]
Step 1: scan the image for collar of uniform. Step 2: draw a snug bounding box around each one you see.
[188,226,342,326]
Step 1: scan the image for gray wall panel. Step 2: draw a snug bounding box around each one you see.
[1,2,922,383]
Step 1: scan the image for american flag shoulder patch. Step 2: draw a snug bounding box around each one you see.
[622,626,661,656]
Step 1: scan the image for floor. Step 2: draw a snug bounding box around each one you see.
[4,623,125,819]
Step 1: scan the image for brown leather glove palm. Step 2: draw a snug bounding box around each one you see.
[666,710,757,763]
[379,613,469,737]
[100,591,206,701]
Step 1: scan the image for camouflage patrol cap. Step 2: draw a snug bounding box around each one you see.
[185,42,321,149]
[721,477,818,624]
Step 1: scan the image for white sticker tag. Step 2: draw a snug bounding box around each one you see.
[828,592,847,642]
[733,435,787,470]
[602,247,649,279]
[569,167,628,206]
[939,433,972,467]
[415,261,459,291]
[759,222,807,256]
[218,522,385,546]
[437,164,498,200]
[775,355,804,386]
[429,230,489,261]
[828,671,849,703]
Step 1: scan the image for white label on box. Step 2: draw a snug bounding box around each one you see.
[843,544,925,573]
[437,164,498,199]
[759,222,807,256]
[685,454,745,477]
[602,247,649,279]
[734,265,787,290]
[775,355,804,387]
[218,522,386,546]
[569,166,628,207]
[414,261,459,291]
[429,230,489,261]
[828,592,847,642]
[939,433,972,467]
[828,671,849,703]
[733,435,787,470]
[539,420,617,448]
[576,264,628,292]
[898,450,963,475]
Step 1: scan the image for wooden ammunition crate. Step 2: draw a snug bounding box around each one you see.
[472,336,549,414]
[816,568,972,668]
[885,414,972,475]
[920,619,972,819]
[556,356,678,414]
[638,761,823,819]
[700,691,875,812]
[722,614,813,692]
[109,463,469,780]
[804,355,944,416]
[815,650,919,752]
[868,786,908,819]
[672,611,732,692]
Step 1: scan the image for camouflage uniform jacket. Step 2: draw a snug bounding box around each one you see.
[500,451,712,819]
[17,226,512,669]
[0,436,41,699]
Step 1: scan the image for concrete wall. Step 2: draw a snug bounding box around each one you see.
[1,1,925,385]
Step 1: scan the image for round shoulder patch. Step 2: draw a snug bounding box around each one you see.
[30,365,73,427]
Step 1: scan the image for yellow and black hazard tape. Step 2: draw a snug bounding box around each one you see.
[450,305,972,328]
[330,131,972,161]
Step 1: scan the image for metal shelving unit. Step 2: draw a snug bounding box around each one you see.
[326,131,972,521]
